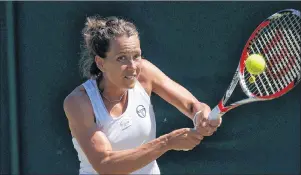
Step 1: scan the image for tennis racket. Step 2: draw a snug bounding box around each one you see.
[195,9,300,124]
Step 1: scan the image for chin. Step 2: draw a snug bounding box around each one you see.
[123,79,137,89]
[128,82,136,89]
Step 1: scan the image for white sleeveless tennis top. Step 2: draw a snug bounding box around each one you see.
[72,79,160,174]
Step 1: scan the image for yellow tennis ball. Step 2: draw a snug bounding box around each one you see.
[245,54,266,75]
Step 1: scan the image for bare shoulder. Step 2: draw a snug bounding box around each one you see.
[139,58,156,73]
[137,58,155,95]
[138,58,170,94]
[63,85,94,126]
[63,86,112,170]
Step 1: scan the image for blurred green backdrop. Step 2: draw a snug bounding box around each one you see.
[1,1,300,174]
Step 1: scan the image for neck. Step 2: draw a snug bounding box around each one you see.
[98,78,128,102]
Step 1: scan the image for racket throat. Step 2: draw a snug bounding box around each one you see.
[208,105,224,120]
[224,71,240,104]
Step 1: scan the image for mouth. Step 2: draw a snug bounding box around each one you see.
[124,75,137,80]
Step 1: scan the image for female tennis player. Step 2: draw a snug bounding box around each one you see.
[63,16,222,174]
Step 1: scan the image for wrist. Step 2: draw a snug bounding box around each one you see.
[193,110,203,127]
[158,134,171,152]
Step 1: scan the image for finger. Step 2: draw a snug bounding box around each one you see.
[205,130,214,136]
[207,124,218,131]
[195,126,207,134]
[196,126,215,136]
[179,135,196,149]
[185,129,204,141]
[194,109,209,125]
[195,120,208,130]
[181,133,188,138]
[197,116,213,126]
[175,128,190,136]
[202,110,211,120]
[186,135,202,146]
[181,128,194,139]
[193,112,203,127]
[205,127,218,136]
[209,118,222,127]
[194,133,204,140]
[196,124,212,133]
[188,130,204,140]
[202,131,213,136]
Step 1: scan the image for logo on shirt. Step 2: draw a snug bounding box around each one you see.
[136,105,146,118]
[120,117,132,130]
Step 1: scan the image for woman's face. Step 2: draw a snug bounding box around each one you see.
[97,35,142,89]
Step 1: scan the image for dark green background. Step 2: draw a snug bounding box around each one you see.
[1,1,300,174]
[1,2,10,174]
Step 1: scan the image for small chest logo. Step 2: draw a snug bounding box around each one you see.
[136,105,146,118]
[120,117,132,130]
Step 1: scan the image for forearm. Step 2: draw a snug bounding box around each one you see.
[172,85,209,120]
[162,82,200,119]
[96,135,169,174]
[177,97,209,121]
[172,86,204,120]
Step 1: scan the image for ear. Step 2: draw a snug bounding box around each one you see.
[95,55,106,72]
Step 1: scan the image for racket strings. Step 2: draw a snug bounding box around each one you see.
[247,32,299,95]
[248,32,299,94]
[265,30,297,82]
[276,29,300,77]
[263,13,300,79]
[243,13,300,97]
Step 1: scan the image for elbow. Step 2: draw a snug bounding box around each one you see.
[91,152,129,175]
[90,152,112,174]
[93,164,129,175]
[92,164,109,175]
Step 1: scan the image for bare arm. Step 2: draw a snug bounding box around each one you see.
[140,59,208,120]
[63,90,201,174]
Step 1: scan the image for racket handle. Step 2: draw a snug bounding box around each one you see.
[208,105,222,121]
[193,105,222,128]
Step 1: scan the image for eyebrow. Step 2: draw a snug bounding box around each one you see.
[117,50,141,55]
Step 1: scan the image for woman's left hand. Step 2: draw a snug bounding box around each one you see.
[192,102,222,136]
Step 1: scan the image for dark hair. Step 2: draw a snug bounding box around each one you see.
[79,15,139,79]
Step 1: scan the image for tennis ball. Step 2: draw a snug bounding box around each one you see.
[245,54,266,75]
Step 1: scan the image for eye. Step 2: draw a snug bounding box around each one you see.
[117,56,127,62]
[134,54,141,60]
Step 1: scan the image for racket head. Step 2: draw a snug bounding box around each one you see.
[238,9,301,100]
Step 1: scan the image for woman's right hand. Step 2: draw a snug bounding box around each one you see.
[163,128,204,151]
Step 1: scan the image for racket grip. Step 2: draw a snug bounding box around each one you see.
[192,106,222,128]
[208,105,222,120]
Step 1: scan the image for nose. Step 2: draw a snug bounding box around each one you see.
[127,59,137,69]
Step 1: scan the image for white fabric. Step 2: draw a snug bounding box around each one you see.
[72,79,160,174]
